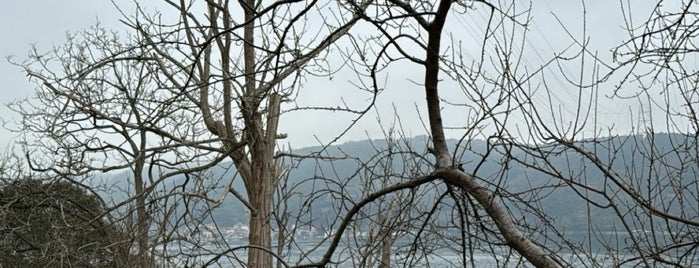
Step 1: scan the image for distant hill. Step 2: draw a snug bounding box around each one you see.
[96,133,697,232]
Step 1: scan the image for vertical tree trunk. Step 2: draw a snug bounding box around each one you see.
[247,167,274,267]
[133,153,150,266]
[238,0,274,265]
[243,94,282,267]
[378,230,392,268]
[378,198,397,268]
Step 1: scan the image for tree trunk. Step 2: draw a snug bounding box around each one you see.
[134,157,150,265]
[378,230,392,268]
[244,94,282,267]
[247,167,274,268]
[378,198,397,268]
[238,0,275,265]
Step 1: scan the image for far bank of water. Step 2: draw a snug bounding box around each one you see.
[159,232,671,267]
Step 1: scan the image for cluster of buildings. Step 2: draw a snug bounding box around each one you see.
[191,223,325,242]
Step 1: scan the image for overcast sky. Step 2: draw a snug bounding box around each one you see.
[0,1,663,154]
[0,1,129,153]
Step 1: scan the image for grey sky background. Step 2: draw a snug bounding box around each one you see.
[0,1,132,153]
[0,1,666,154]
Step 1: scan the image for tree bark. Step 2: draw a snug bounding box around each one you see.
[133,147,150,265]
[423,1,561,267]
[247,171,273,268]
[440,169,562,268]
[378,227,392,268]
[243,93,282,267]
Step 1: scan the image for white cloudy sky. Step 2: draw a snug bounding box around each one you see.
[0,1,667,153]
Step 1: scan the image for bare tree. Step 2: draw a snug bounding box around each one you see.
[482,1,699,266]
[10,0,699,267]
[12,0,373,267]
[127,1,375,266]
[296,0,698,267]
[10,24,186,265]
[522,0,699,266]
[295,0,563,267]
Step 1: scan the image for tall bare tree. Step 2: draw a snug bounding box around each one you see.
[11,25,182,265]
[131,1,374,266]
[296,0,699,267]
[13,0,372,267]
[10,0,699,267]
[301,0,563,266]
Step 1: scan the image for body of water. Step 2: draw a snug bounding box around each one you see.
[158,234,656,267]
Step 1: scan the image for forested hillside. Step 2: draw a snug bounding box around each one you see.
[101,133,697,233]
